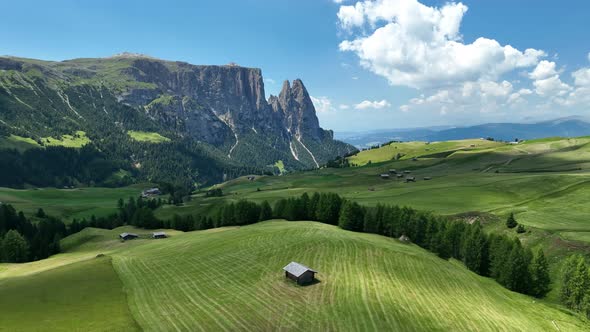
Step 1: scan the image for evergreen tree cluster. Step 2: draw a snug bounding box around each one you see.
[0,204,67,262]
[0,145,128,188]
[561,255,590,318]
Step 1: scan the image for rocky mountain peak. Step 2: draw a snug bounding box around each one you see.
[274,79,321,140]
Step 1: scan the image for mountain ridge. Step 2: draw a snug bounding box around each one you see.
[0,54,355,187]
[338,117,590,148]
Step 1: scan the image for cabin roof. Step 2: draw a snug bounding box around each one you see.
[283,262,317,277]
[120,232,138,237]
[153,232,166,236]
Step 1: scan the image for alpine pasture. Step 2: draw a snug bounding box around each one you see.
[177,137,590,238]
[2,221,588,331]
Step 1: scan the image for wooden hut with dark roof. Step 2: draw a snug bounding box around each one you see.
[283,262,317,285]
[119,232,139,241]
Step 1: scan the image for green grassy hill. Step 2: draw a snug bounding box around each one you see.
[0,185,148,221]
[0,256,139,332]
[1,221,587,331]
[179,137,590,236]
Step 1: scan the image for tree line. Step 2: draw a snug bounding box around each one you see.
[0,145,128,188]
[0,205,66,262]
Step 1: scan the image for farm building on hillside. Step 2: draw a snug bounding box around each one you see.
[424,177,432,180]
[152,232,167,239]
[396,174,404,178]
[141,188,161,198]
[406,176,416,183]
[247,176,256,181]
[119,233,139,241]
[380,174,390,179]
[283,262,317,285]
[389,169,397,174]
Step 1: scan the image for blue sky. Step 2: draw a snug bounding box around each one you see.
[1,0,589,132]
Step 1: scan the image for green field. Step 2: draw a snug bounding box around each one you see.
[170,137,590,237]
[43,130,91,148]
[127,130,171,143]
[0,185,148,222]
[1,221,587,331]
[348,139,503,166]
[0,256,139,331]
[0,131,91,151]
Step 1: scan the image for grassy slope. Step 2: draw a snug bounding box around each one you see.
[112,221,587,331]
[127,130,171,143]
[170,137,590,235]
[0,131,91,151]
[0,222,587,331]
[0,256,139,332]
[348,139,503,166]
[0,185,147,222]
[155,137,590,305]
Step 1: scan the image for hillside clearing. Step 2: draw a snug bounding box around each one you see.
[127,130,171,143]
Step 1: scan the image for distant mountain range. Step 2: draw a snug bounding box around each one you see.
[337,117,590,148]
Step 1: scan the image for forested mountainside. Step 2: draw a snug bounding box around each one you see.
[0,53,355,187]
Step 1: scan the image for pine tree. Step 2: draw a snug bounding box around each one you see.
[582,293,590,319]
[561,255,581,308]
[308,192,320,221]
[1,230,29,263]
[505,240,531,293]
[506,212,518,228]
[462,224,488,275]
[570,257,590,311]
[530,248,551,297]
[35,208,46,218]
[259,201,272,221]
[338,201,364,231]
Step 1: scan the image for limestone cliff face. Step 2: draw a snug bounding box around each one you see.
[0,54,355,169]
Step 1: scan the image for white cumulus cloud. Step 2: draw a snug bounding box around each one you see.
[311,96,335,113]
[354,99,391,110]
[573,68,590,87]
[337,0,545,89]
[399,80,533,115]
[529,61,571,97]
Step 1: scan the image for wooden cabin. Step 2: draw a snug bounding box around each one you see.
[141,188,161,198]
[152,232,167,239]
[389,169,397,174]
[424,177,432,180]
[283,262,317,285]
[119,232,139,241]
[380,174,390,179]
[405,176,416,182]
